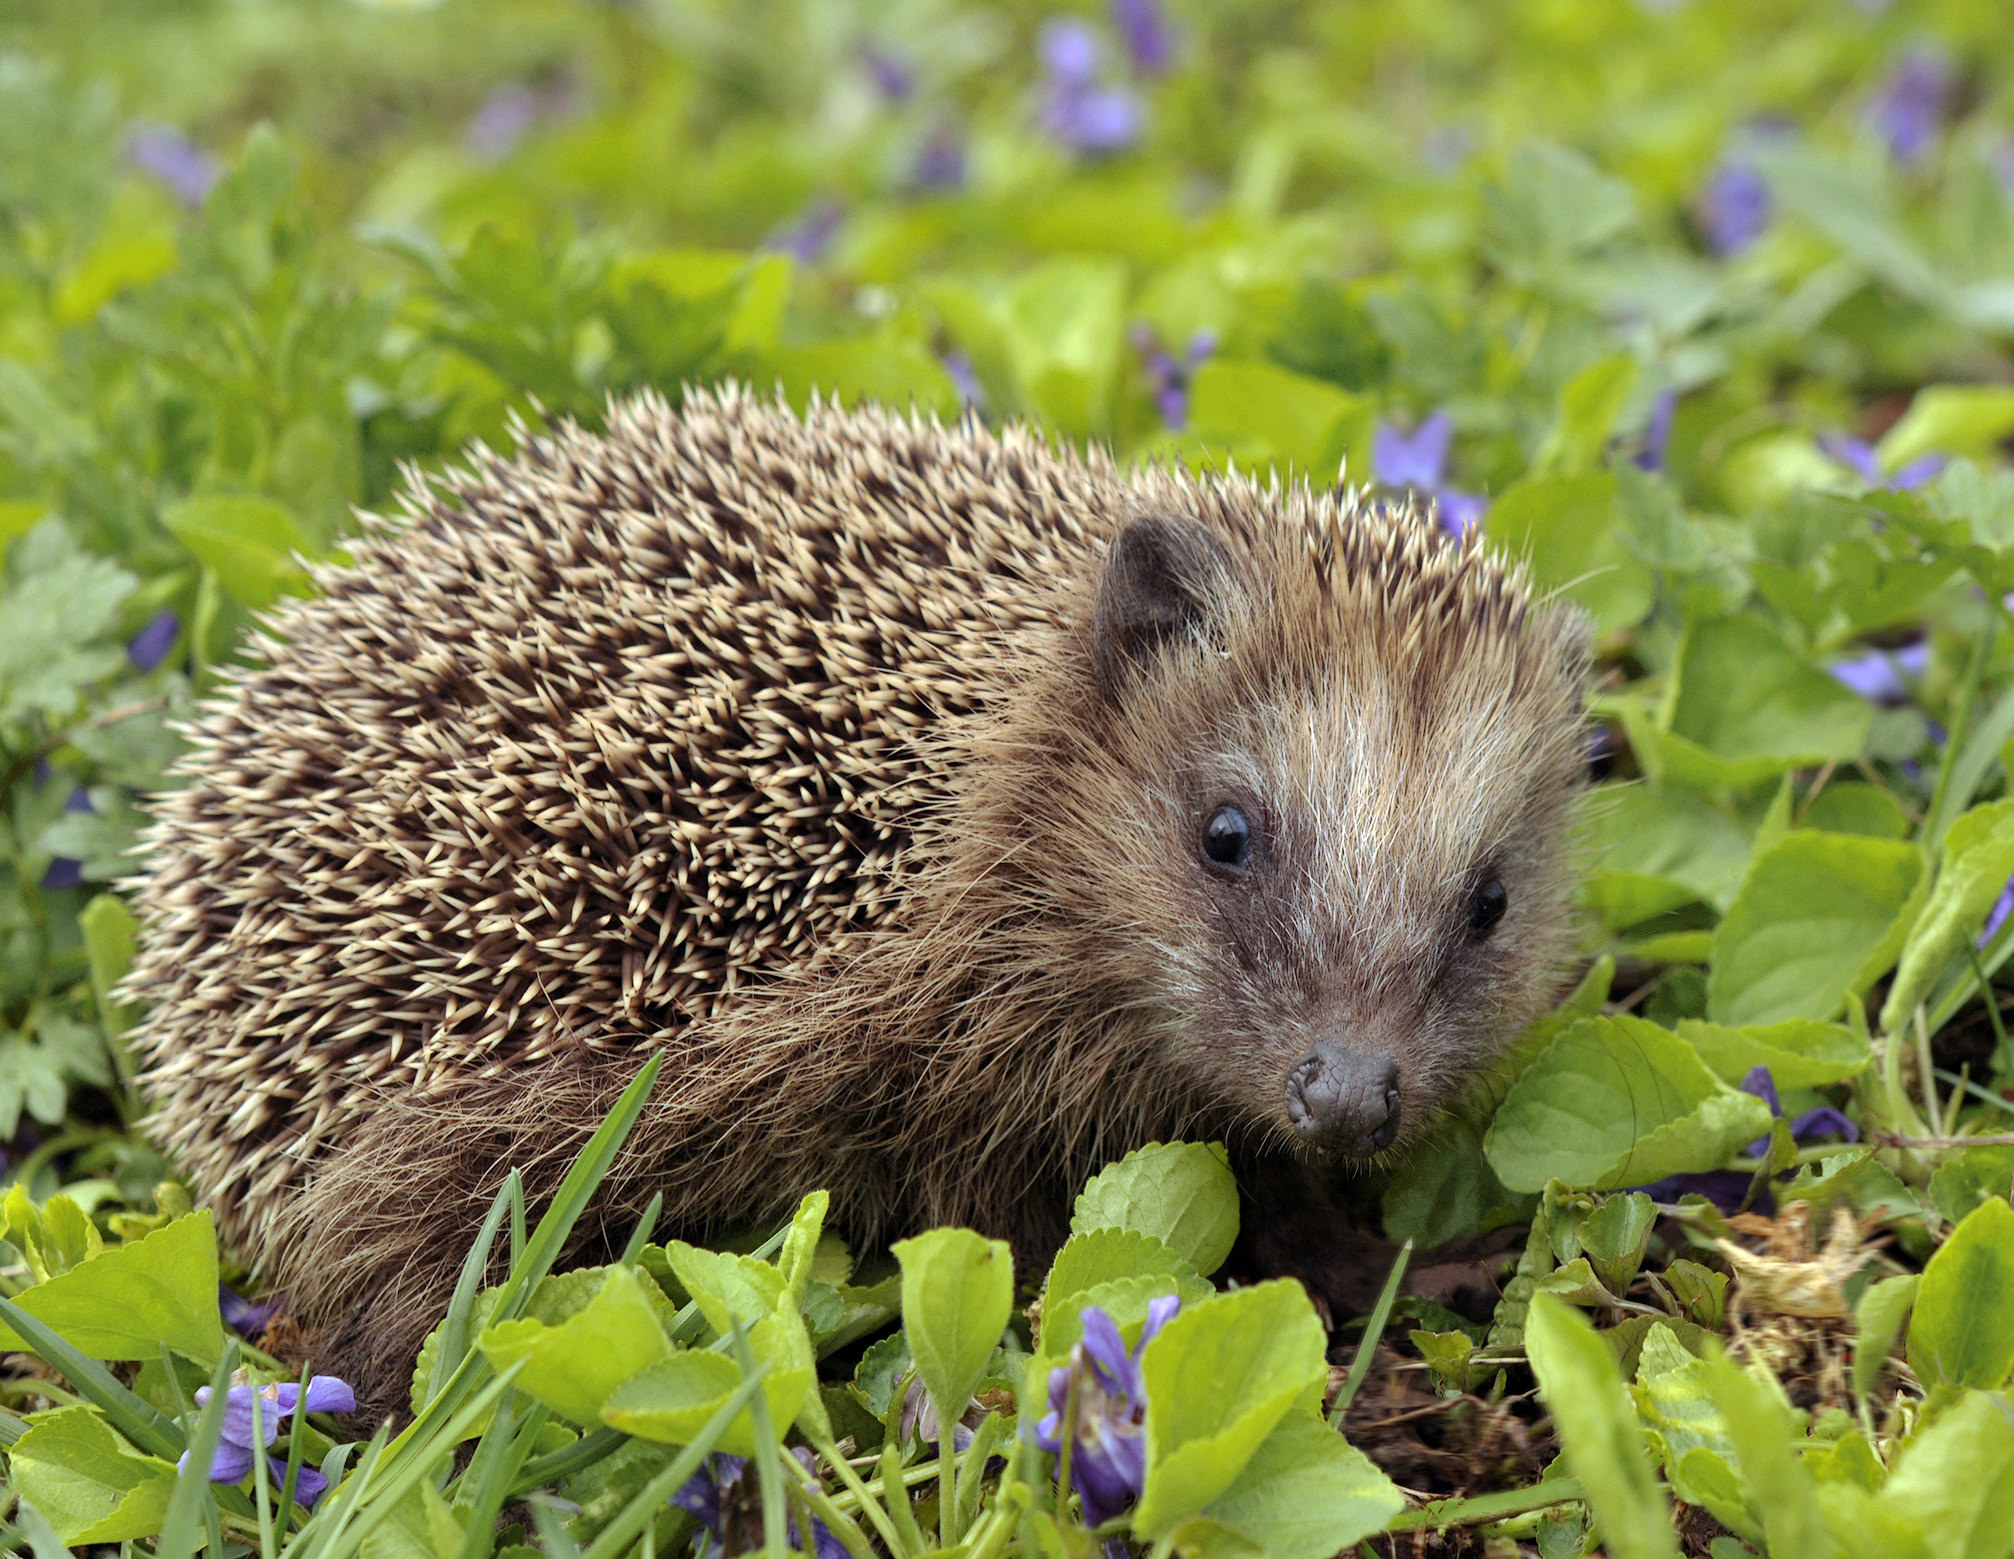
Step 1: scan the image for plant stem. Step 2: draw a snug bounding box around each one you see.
[1054,1366,1082,1524]
[1331,1237,1413,1427]
[937,1391,959,1547]
[250,1387,277,1559]
[810,1430,907,1558]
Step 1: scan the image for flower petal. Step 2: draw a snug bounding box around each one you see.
[301,1376,357,1416]
[288,1460,330,1508]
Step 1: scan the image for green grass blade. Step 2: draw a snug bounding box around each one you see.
[289,1422,391,1559]
[1330,1237,1413,1427]
[428,1169,521,1411]
[155,1342,239,1559]
[491,1052,665,1324]
[454,1398,549,1559]
[0,1293,184,1459]
[725,1316,791,1559]
[619,1190,664,1267]
[511,1426,630,1495]
[529,1494,587,1559]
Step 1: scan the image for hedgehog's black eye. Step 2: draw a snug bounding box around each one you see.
[1201,805,1253,870]
[1469,879,1508,937]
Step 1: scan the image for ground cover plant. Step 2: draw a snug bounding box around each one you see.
[4,0,2014,1553]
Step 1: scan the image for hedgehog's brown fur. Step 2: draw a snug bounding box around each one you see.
[129,385,1587,1413]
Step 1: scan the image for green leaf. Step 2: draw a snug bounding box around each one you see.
[1654,616,1873,789]
[891,1226,1014,1426]
[1851,1275,1918,1404]
[1184,360,1372,487]
[1675,1018,1870,1088]
[1133,1281,1329,1538]
[1629,1350,1758,1545]
[1908,1198,2014,1390]
[1070,1142,1239,1276]
[1524,1295,1677,1559]
[660,1242,786,1338]
[1857,1388,2014,1559]
[1382,1112,1524,1249]
[161,495,314,609]
[1708,833,1924,1026]
[1581,783,1752,918]
[1045,1227,1201,1308]
[1704,1353,1840,1559]
[477,1265,674,1426]
[79,893,137,1040]
[1484,1016,1773,1192]
[1876,385,2014,472]
[1483,472,1652,635]
[0,519,134,723]
[1533,354,1638,476]
[777,1190,829,1305]
[1883,799,2014,1030]
[1929,1146,2014,1227]
[0,1210,224,1365]
[1202,1413,1403,1559]
[8,1406,179,1544]
[599,1350,791,1456]
[775,334,960,421]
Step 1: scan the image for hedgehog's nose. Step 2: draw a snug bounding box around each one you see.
[1286,1047,1400,1155]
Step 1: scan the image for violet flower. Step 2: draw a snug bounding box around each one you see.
[1827,641,1927,705]
[129,125,219,209]
[1697,160,1771,257]
[1981,877,2014,948]
[861,44,915,102]
[1133,325,1215,429]
[943,350,985,412]
[766,200,845,265]
[1867,49,1952,165]
[1740,1065,1859,1159]
[129,608,179,673]
[219,1282,278,1338]
[1371,413,1487,536]
[178,1376,355,1506]
[40,787,93,893]
[1632,389,1677,472]
[914,122,967,191]
[675,1450,846,1559]
[1035,1297,1179,1526]
[1038,20,1143,157]
[1111,0,1173,76]
[1821,434,1946,490]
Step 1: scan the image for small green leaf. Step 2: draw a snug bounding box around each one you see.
[1524,1295,1677,1559]
[1484,472,1652,635]
[1071,1142,1239,1276]
[477,1265,674,1426]
[1629,1349,1758,1545]
[1676,1017,1870,1089]
[1929,1147,2014,1226]
[891,1227,1014,1427]
[1532,354,1638,476]
[1201,1413,1403,1559]
[1133,1281,1329,1538]
[1185,360,1372,486]
[1708,833,1924,1026]
[1865,1388,2014,1558]
[1908,1199,2014,1389]
[1484,1016,1773,1192]
[661,1242,787,1338]
[1883,799,2014,1030]
[777,1190,829,1304]
[8,1406,179,1543]
[1045,1227,1201,1308]
[0,1210,223,1364]
[161,495,315,609]
[1876,385,2014,471]
[1851,1274,1918,1403]
[599,1350,800,1457]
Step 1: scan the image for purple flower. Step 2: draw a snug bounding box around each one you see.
[766,200,845,265]
[1035,1297,1179,1526]
[462,80,576,163]
[1827,641,1927,704]
[1821,434,1946,490]
[1981,877,2014,948]
[178,1376,355,1506]
[129,608,180,673]
[1867,49,1952,165]
[1371,413,1487,536]
[675,1451,846,1559]
[129,125,219,209]
[1132,326,1214,430]
[914,123,967,191]
[219,1282,277,1338]
[40,787,93,893]
[1038,21,1143,157]
[1111,0,1173,76]
[1741,1065,1858,1158]
[861,45,915,102]
[943,351,985,412]
[1632,389,1677,472]
[1697,161,1771,257]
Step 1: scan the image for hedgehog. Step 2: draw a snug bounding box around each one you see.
[127,383,1587,1413]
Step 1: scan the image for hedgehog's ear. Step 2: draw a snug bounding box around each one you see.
[1093,516,1233,703]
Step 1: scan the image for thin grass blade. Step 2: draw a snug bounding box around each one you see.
[155,1342,239,1559]
[429,1170,521,1411]
[1330,1237,1413,1426]
[0,1294,184,1458]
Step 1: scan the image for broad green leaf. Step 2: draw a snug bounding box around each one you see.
[1629,1349,1758,1545]
[1929,1146,2014,1226]
[1202,1413,1403,1559]
[1045,1227,1201,1307]
[1656,616,1873,790]
[477,1265,673,1425]
[1851,1274,1918,1403]
[1484,1016,1773,1192]
[1038,1272,1201,1370]
[1883,800,2014,1031]
[1877,385,2014,471]
[1382,1112,1524,1249]
[891,1227,1014,1424]
[1676,1018,1870,1088]
[1801,783,1910,840]
[1134,1281,1329,1537]
[1185,359,1371,486]
[8,1406,179,1543]
[775,334,960,421]
[161,495,314,609]
[1705,1354,1841,1559]
[1071,1141,1239,1276]
[1524,1295,1677,1559]
[1908,1199,2014,1390]
[1709,833,1924,1026]
[0,1210,223,1364]
[1861,1388,2014,1559]
[662,1242,786,1338]
[1580,783,1751,918]
[599,1349,803,1458]
[1005,258,1126,436]
[1533,354,1638,475]
[1484,472,1652,635]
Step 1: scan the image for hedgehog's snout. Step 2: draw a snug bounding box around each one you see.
[1286,1045,1401,1156]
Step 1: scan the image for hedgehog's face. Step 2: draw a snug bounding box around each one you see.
[1083,512,1587,1162]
